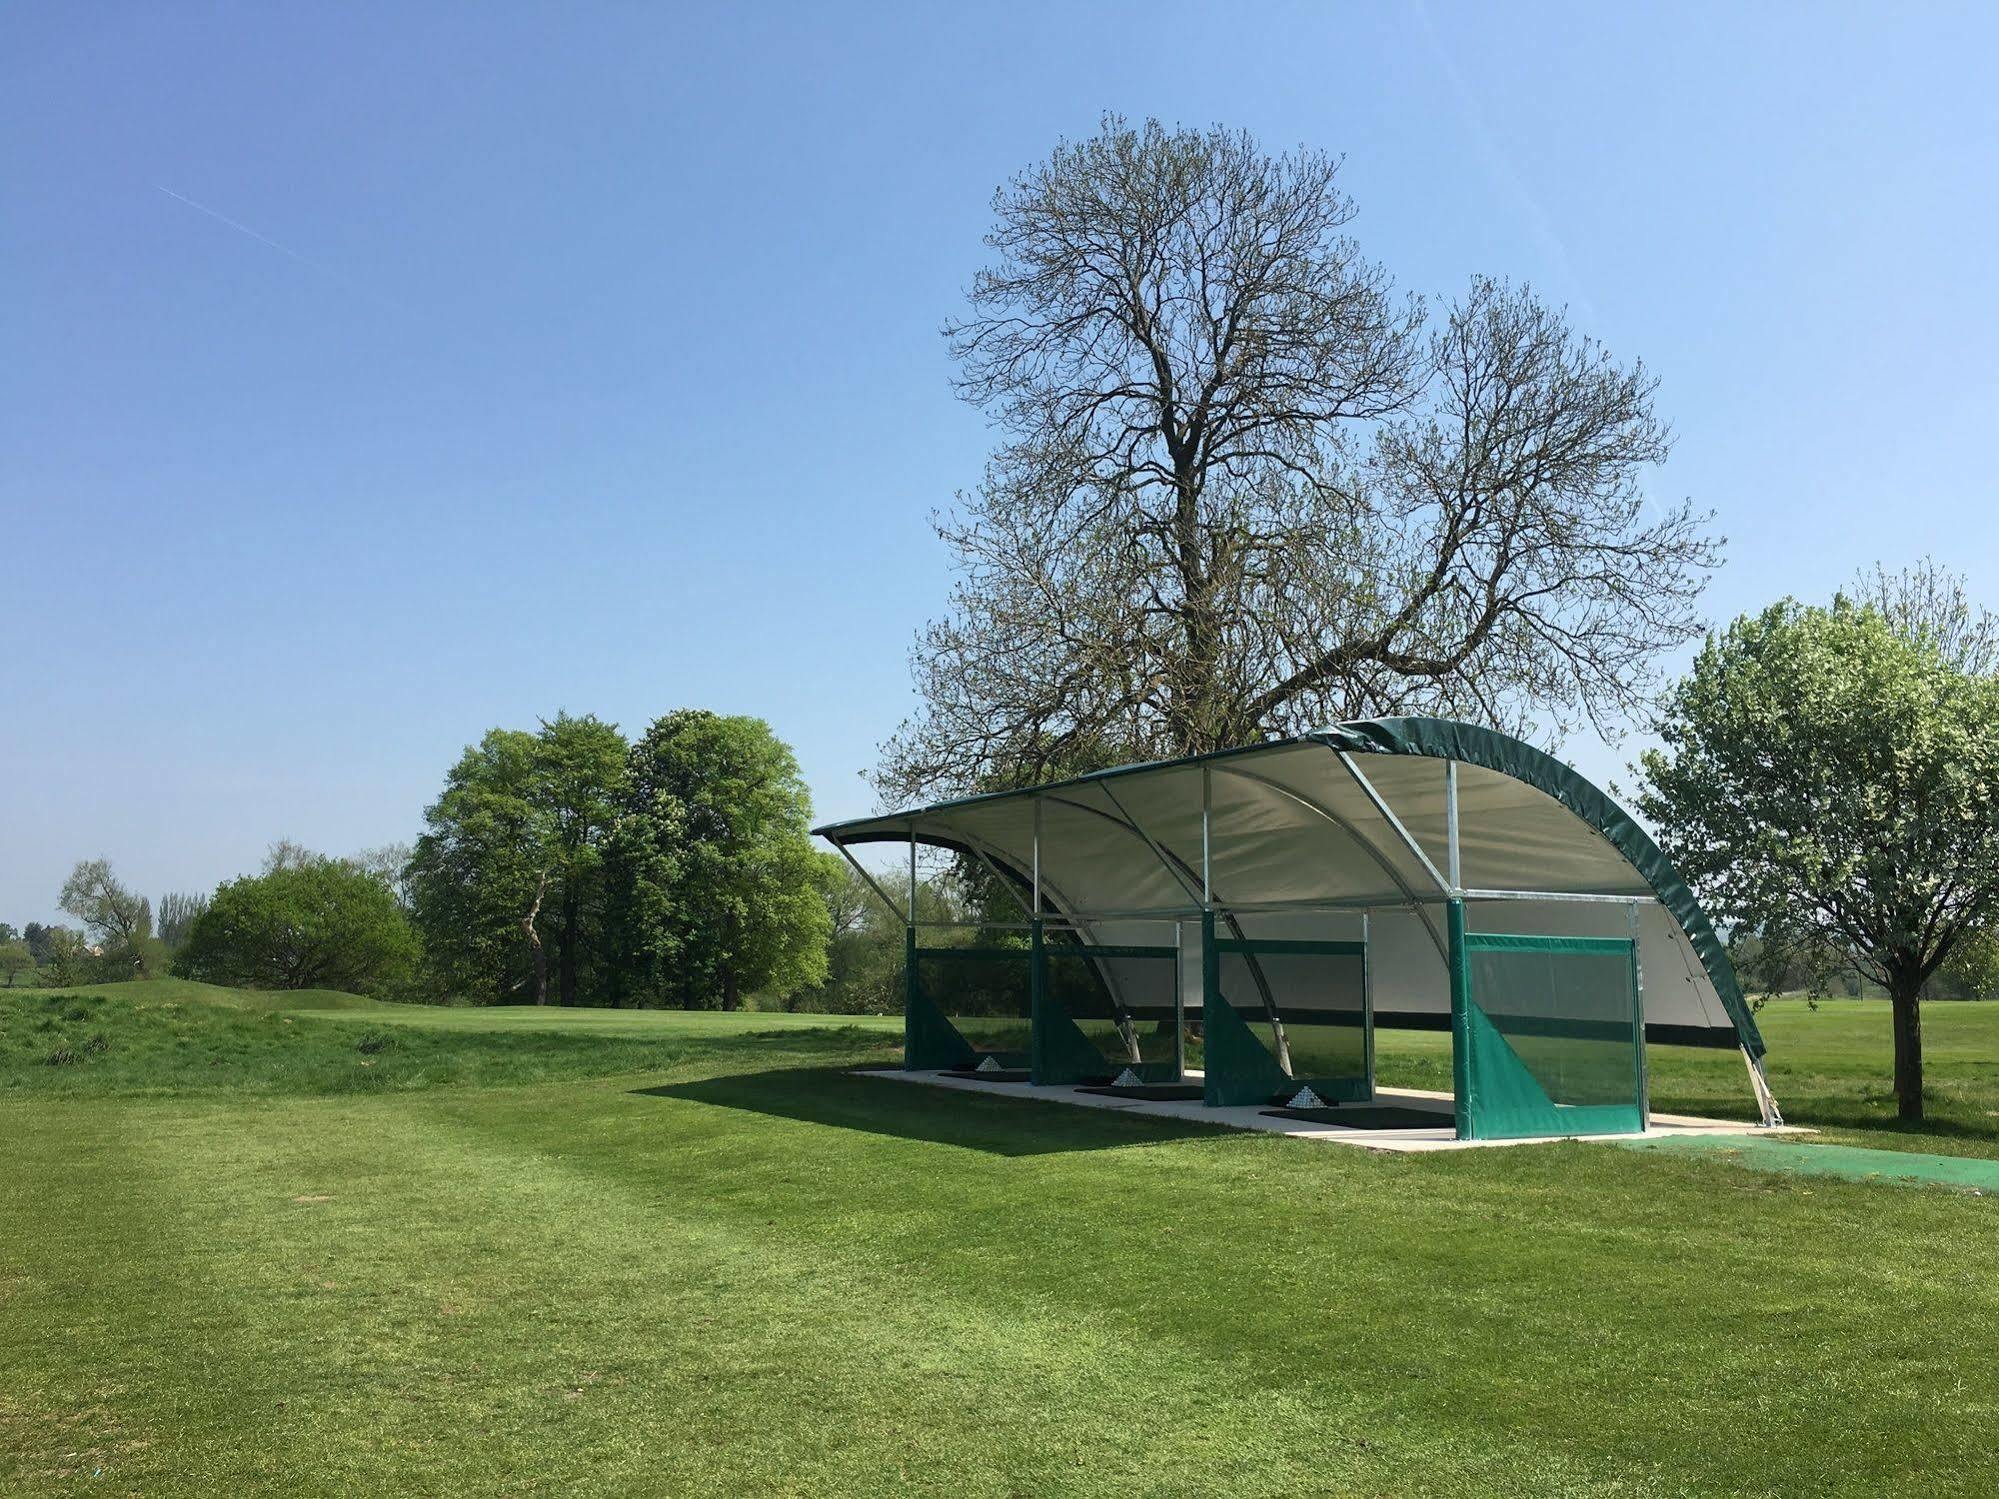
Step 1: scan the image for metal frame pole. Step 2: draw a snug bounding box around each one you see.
[1032,795,1043,916]
[1629,899,1649,1129]
[1201,765,1213,907]
[1361,909,1375,1102]
[903,824,920,1072]
[971,847,1036,922]
[1336,751,1451,894]
[832,840,910,925]
[1173,920,1186,1083]
[1743,1048,1785,1127]
[1444,759,1462,893]
[1029,908,1046,1083]
[1447,896,1472,1140]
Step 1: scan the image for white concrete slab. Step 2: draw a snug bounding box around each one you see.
[858,1068,1806,1152]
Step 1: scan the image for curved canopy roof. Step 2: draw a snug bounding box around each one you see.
[816,718,1762,1057]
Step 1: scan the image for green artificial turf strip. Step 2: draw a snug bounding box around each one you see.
[4,985,1999,1494]
[1620,1134,1999,1191]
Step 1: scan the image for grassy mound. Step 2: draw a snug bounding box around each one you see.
[0,985,894,1098]
[4,977,390,1013]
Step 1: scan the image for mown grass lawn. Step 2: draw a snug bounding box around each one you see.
[2,984,1997,1496]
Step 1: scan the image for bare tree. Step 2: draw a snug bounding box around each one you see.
[261,838,320,874]
[1853,559,1999,677]
[881,117,1718,798]
[347,842,417,911]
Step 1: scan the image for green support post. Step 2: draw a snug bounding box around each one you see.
[1029,916,1046,1077]
[1200,907,1218,1048]
[902,925,976,1072]
[1448,898,1473,1139]
[903,924,918,1071]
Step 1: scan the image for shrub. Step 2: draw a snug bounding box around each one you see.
[175,860,421,995]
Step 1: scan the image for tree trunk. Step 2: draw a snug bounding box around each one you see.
[1890,981,1924,1123]
[521,871,550,1006]
[721,967,740,1012]
[558,887,579,1008]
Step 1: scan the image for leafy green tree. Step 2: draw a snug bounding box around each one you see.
[36,927,91,987]
[22,923,55,965]
[792,864,985,1015]
[174,859,420,993]
[805,862,896,1014]
[607,711,830,1010]
[408,729,552,1002]
[407,715,627,1004]
[1933,930,1999,1001]
[58,858,164,978]
[0,942,34,988]
[531,714,628,1006]
[0,923,17,944]
[1638,598,1999,1122]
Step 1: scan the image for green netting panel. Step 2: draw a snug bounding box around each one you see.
[1034,927,1182,1085]
[1460,932,1643,1140]
[1200,969,1293,1106]
[907,941,1032,1071]
[1200,919,1371,1107]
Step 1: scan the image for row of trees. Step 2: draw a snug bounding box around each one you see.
[0,846,417,993]
[407,709,832,1008]
[0,866,213,988]
[6,711,843,1011]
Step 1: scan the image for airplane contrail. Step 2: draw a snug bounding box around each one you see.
[154,183,402,312]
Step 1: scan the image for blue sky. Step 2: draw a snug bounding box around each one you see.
[3,2,1995,925]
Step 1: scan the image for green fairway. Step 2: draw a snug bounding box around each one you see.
[3,984,1998,1495]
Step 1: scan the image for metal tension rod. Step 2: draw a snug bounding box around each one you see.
[1097,781,1205,906]
[1031,795,1042,915]
[1444,758,1462,892]
[1334,750,1452,895]
[1209,762,1449,967]
[832,838,910,925]
[1456,888,1663,906]
[970,846,1037,922]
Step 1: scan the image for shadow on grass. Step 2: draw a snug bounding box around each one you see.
[632,1067,1224,1157]
[1783,1104,1999,1148]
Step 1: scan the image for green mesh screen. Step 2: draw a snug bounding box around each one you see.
[1035,929,1182,1085]
[1460,932,1643,1140]
[908,945,1032,1070]
[1203,932,1370,1107]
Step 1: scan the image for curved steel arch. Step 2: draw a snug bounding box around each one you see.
[1206,763,1449,966]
